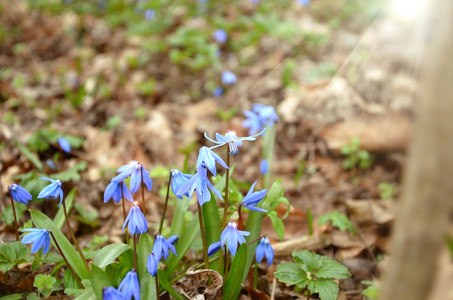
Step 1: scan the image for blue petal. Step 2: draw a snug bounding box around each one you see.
[147,253,158,276]
[104,182,117,203]
[208,241,222,256]
[130,168,141,194]
[58,137,71,153]
[265,243,274,266]
[142,169,153,191]
[122,182,133,202]
[207,180,223,201]
[204,132,223,145]
[255,242,265,263]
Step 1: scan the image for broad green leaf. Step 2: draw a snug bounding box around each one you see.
[165,214,199,277]
[93,243,131,268]
[0,294,23,300]
[362,281,379,299]
[223,243,247,300]
[53,188,76,229]
[169,198,189,237]
[267,211,285,241]
[293,250,331,273]
[64,268,81,290]
[0,262,15,273]
[307,278,339,300]
[269,197,291,219]
[242,210,263,282]
[15,139,43,171]
[201,194,222,271]
[90,264,112,300]
[137,234,157,300]
[74,287,96,300]
[274,262,307,285]
[157,269,186,300]
[315,260,351,279]
[30,210,90,279]
[33,274,56,292]
[318,211,355,235]
[0,241,32,272]
[50,161,87,182]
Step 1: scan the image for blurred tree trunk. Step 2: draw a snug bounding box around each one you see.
[378,1,453,300]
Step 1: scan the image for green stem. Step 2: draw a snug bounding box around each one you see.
[141,168,146,218]
[159,171,172,233]
[8,192,19,241]
[221,148,231,228]
[197,202,210,269]
[121,185,130,245]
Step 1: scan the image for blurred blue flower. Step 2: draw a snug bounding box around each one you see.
[170,169,192,199]
[196,146,228,177]
[21,228,51,254]
[8,184,32,204]
[103,287,123,300]
[222,71,237,85]
[256,237,274,266]
[38,178,64,206]
[241,181,267,212]
[260,159,269,175]
[251,0,260,2]
[58,137,71,153]
[212,86,224,97]
[118,269,140,300]
[147,252,158,276]
[220,219,250,256]
[242,110,262,135]
[145,9,155,20]
[112,161,153,194]
[104,181,133,203]
[167,235,179,246]
[46,159,57,170]
[204,129,265,155]
[123,204,148,235]
[153,233,177,263]
[242,104,279,134]
[213,29,227,44]
[298,0,310,5]
[207,241,221,256]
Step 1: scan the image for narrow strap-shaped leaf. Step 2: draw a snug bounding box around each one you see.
[74,287,96,300]
[169,198,189,237]
[242,210,263,283]
[15,139,43,171]
[93,243,131,269]
[90,264,112,300]
[223,243,248,300]
[53,188,76,229]
[137,234,157,300]
[29,210,90,279]
[201,193,222,271]
[157,269,187,300]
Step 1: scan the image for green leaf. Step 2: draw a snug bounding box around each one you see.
[307,278,339,300]
[267,211,285,241]
[50,161,87,181]
[15,139,43,171]
[169,198,189,237]
[201,194,222,271]
[318,211,355,235]
[90,264,112,300]
[0,241,31,272]
[30,210,90,279]
[26,294,40,300]
[362,281,379,299]
[93,243,131,269]
[33,274,56,293]
[293,250,330,273]
[315,260,351,279]
[274,262,307,285]
[157,269,186,300]
[74,287,96,300]
[242,210,264,282]
[0,294,23,300]
[137,234,157,300]
[1,203,27,225]
[223,243,248,300]
[165,214,199,277]
[53,188,76,229]
[64,268,81,290]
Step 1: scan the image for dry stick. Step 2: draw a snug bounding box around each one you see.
[159,172,172,233]
[62,197,90,273]
[8,193,19,241]
[50,231,84,289]
[14,265,32,292]
[197,202,210,269]
[155,275,160,300]
[141,168,146,217]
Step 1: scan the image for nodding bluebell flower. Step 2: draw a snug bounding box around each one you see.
[207,241,222,256]
[170,170,192,199]
[212,86,224,97]
[256,237,274,266]
[221,219,250,256]
[8,184,32,204]
[176,162,223,206]
[260,159,269,175]
[123,204,148,235]
[58,137,71,153]
[46,159,57,170]
[242,110,262,135]
[144,9,155,20]
[153,233,177,263]
[103,287,124,300]
[118,269,140,300]
[222,71,237,85]
[38,178,64,206]
[21,228,51,254]
[112,161,153,194]
[147,252,158,276]
[241,181,267,212]
[243,104,279,135]
[213,29,227,44]
[297,0,310,5]
[104,181,133,203]
[196,146,228,177]
[204,129,265,155]
[167,235,179,246]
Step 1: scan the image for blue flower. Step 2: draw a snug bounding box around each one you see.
[204,129,265,155]
[58,137,71,153]
[242,104,280,135]
[222,71,236,85]
[212,86,224,97]
[104,181,133,203]
[207,241,222,256]
[167,235,179,245]
[147,252,158,276]
[242,110,263,135]
[8,184,32,204]
[170,170,192,199]
[103,287,123,300]
[123,204,148,235]
[256,237,274,266]
[21,228,51,254]
[260,159,268,175]
[144,9,155,20]
[153,233,177,263]
[46,159,57,170]
[38,178,64,206]
[213,29,227,44]
[220,219,250,256]
[241,181,267,212]
[112,161,153,194]
[176,163,223,206]
[196,146,228,177]
[297,0,310,5]
[118,269,140,300]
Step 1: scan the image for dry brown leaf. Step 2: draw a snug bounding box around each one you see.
[346,199,394,224]
[273,235,331,256]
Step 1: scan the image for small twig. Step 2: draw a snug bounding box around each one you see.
[8,192,19,241]
[159,171,172,233]
[270,277,277,300]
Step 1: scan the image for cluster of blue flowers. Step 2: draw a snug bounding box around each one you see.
[243,104,280,135]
